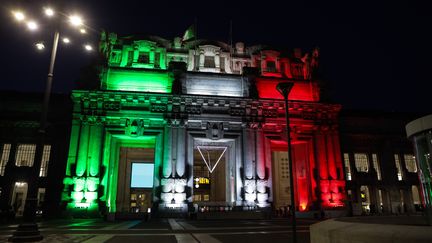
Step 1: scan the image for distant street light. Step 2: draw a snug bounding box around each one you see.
[8,5,95,242]
[26,20,38,30]
[44,7,54,17]
[13,11,25,21]
[35,42,45,50]
[69,15,83,26]
[84,44,93,51]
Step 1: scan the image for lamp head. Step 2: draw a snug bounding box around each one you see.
[276,82,294,98]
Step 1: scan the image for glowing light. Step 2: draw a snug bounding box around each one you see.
[84,44,93,51]
[69,15,83,26]
[62,37,70,44]
[195,184,199,188]
[80,28,86,34]
[26,21,38,31]
[13,11,25,21]
[104,68,173,93]
[44,7,54,17]
[300,203,307,211]
[35,42,45,50]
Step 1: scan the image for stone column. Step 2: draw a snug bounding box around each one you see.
[199,50,205,69]
[242,127,255,179]
[256,128,266,180]
[88,124,103,177]
[215,51,220,69]
[162,125,172,178]
[176,126,186,177]
[76,122,90,177]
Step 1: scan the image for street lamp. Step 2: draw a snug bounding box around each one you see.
[276,82,297,243]
[8,6,93,242]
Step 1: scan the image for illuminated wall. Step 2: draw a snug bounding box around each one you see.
[62,33,347,217]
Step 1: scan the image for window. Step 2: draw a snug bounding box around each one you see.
[15,144,36,167]
[204,56,215,68]
[39,145,51,177]
[1,144,11,176]
[266,61,276,72]
[343,153,352,180]
[354,153,369,172]
[404,154,417,173]
[138,52,150,64]
[394,154,403,181]
[372,154,382,180]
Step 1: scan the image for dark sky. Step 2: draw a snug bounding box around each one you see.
[1,0,431,113]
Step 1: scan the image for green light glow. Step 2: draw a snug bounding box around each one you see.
[66,123,80,176]
[76,124,90,177]
[88,125,103,176]
[104,68,173,93]
[106,135,157,213]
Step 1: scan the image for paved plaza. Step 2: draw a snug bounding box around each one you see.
[0,217,316,243]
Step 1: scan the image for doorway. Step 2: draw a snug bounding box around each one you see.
[193,146,227,204]
[11,182,28,216]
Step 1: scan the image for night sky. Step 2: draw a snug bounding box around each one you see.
[1,0,431,113]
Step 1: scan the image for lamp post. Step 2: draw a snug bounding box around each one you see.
[9,7,92,242]
[276,82,297,243]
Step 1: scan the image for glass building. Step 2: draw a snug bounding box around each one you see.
[406,114,432,224]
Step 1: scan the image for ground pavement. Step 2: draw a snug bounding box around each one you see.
[0,217,317,243]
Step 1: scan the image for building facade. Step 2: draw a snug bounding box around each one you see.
[0,92,71,219]
[61,33,346,217]
[340,111,422,215]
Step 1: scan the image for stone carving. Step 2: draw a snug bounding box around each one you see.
[161,178,175,193]
[174,179,187,193]
[125,118,145,136]
[244,179,256,194]
[257,179,268,193]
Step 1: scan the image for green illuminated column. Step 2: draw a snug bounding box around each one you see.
[162,125,172,178]
[153,132,163,201]
[66,121,81,176]
[100,131,112,203]
[88,124,103,177]
[76,123,90,177]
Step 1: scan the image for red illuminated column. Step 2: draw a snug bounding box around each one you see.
[315,131,329,179]
[331,130,344,180]
[326,133,338,180]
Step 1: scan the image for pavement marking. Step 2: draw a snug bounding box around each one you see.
[168,218,185,230]
[102,220,141,229]
[81,234,115,243]
[209,230,310,235]
[177,221,198,230]
[192,233,222,243]
[175,233,198,243]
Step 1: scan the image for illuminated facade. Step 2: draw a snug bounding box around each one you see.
[61,33,347,217]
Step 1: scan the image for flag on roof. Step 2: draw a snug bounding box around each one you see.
[182,24,195,42]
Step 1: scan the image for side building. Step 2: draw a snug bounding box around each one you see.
[340,111,423,215]
[0,92,71,219]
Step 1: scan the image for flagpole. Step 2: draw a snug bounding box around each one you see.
[194,17,198,41]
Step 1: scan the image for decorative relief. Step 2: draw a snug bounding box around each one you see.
[125,118,145,136]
